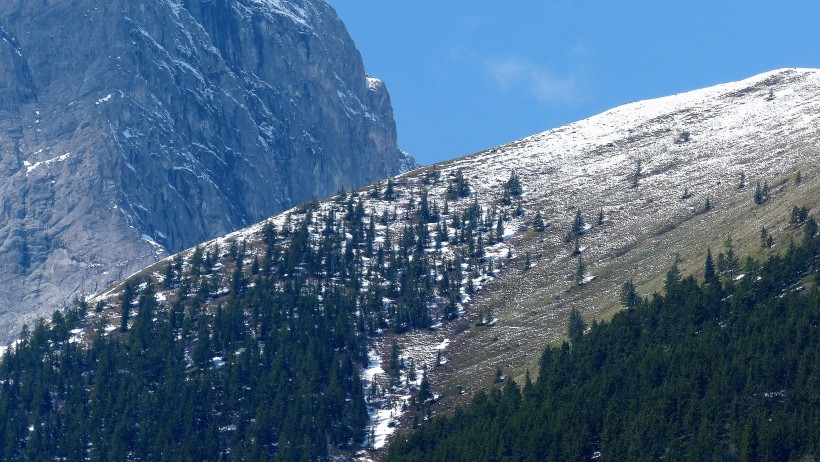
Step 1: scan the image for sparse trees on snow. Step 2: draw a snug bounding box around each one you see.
[754,181,770,205]
[532,211,546,232]
[760,225,774,249]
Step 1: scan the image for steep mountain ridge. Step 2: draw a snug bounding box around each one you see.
[0,0,412,342]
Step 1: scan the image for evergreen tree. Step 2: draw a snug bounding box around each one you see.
[163,261,175,289]
[575,256,586,284]
[119,281,135,332]
[572,210,585,235]
[416,371,433,409]
[567,307,586,344]
[704,247,717,283]
[390,339,401,385]
[718,235,739,278]
[754,181,764,204]
[631,159,642,188]
[703,196,713,213]
[446,169,470,199]
[503,170,523,196]
[514,201,524,217]
[384,179,396,201]
[760,225,774,249]
[790,206,809,225]
[532,211,545,232]
[620,279,639,309]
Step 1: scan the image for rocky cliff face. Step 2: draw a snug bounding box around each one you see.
[0,0,414,341]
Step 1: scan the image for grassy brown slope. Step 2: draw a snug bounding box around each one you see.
[432,163,819,408]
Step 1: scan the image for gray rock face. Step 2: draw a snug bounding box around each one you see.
[0,0,414,341]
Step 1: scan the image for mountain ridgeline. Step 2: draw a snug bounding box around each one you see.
[0,68,818,460]
[0,0,413,342]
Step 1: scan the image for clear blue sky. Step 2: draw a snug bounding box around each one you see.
[329,1,820,166]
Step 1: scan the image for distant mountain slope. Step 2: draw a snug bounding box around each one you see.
[2,68,817,460]
[0,0,413,341]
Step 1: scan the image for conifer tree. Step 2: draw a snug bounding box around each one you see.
[620,279,638,308]
[390,339,401,384]
[704,247,717,283]
[703,196,713,213]
[754,181,763,204]
[119,281,135,332]
[163,261,175,289]
[567,307,587,344]
[760,226,774,249]
[575,256,586,284]
[572,209,585,235]
[631,159,642,188]
[446,169,470,199]
[532,211,545,232]
[515,201,524,217]
[384,179,395,201]
[504,170,523,196]
[494,367,504,383]
[718,235,739,278]
[416,370,433,408]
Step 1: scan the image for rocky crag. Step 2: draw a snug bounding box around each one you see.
[0,0,413,341]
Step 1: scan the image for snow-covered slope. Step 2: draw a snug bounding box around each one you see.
[423,67,820,403]
[452,67,816,201]
[83,68,820,457]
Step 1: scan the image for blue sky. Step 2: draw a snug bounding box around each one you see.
[329,1,820,166]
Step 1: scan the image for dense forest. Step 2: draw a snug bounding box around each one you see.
[0,231,369,460]
[0,173,520,461]
[387,217,820,461]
